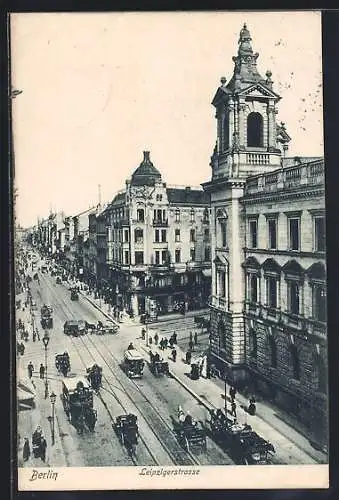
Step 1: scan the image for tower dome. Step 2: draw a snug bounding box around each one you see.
[130,151,162,186]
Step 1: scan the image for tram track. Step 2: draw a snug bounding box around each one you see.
[42,275,202,466]
[38,275,159,466]
[32,275,285,467]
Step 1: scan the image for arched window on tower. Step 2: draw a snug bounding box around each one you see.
[247,112,264,147]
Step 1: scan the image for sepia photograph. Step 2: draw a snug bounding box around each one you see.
[11,10,328,490]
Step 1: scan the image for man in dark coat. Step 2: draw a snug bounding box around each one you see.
[27,362,34,379]
[23,438,30,462]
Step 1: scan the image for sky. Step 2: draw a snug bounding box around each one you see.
[11,11,323,228]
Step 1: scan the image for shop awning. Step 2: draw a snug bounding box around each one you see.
[202,269,212,278]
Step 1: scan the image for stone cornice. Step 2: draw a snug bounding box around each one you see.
[244,247,326,259]
[242,188,324,205]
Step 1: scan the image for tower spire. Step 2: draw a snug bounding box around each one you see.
[229,23,264,90]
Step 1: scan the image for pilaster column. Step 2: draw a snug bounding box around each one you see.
[267,99,276,148]
[228,99,235,147]
[238,99,246,147]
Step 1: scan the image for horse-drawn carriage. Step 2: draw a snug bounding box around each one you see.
[92,321,119,335]
[55,352,71,376]
[173,407,207,452]
[149,350,169,376]
[61,377,97,434]
[208,409,275,464]
[113,414,139,456]
[122,349,144,379]
[40,304,53,329]
[86,364,103,391]
[70,289,79,301]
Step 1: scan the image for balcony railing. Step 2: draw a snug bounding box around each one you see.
[209,295,227,309]
[152,219,168,227]
[245,159,324,196]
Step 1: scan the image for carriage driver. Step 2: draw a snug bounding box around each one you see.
[127,342,134,350]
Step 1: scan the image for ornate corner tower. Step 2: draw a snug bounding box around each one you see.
[203,24,291,383]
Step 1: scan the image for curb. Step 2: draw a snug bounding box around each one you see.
[168,370,215,413]
[137,343,214,413]
[79,292,119,326]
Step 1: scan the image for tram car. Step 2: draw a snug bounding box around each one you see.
[55,352,71,376]
[61,377,97,434]
[113,414,139,456]
[40,304,53,329]
[173,410,207,452]
[95,321,119,335]
[86,364,103,391]
[148,350,169,376]
[122,349,145,378]
[208,410,275,465]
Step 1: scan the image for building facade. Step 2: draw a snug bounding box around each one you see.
[105,151,212,317]
[202,24,327,445]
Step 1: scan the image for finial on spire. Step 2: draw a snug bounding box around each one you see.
[220,76,227,87]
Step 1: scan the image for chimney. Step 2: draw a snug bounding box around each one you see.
[185,186,191,191]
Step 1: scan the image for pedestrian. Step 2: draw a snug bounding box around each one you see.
[27,362,34,379]
[164,337,168,349]
[230,400,237,418]
[40,436,47,462]
[186,351,192,365]
[194,331,198,345]
[172,348,177,362]
[172,331,177,344]
[160,338,164,350]
[141,328,146,340]
[149,336,152,345]
[32,330,36,342]
[189,331,193,343]
[189,340,194,352]
[36,329,40,341]
[229,386,236,402]
[169,336,174,348]
[39,364,45,379]
[154,332,159,345]
[23,438,30,462]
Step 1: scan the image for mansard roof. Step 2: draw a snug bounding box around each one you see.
[110,192,126,206]
[167,187,210,206]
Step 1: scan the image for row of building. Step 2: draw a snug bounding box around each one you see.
[26,24,327,448]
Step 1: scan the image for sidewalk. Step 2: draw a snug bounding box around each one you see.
[16,292,81,468]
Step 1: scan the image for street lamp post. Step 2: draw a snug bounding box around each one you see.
[42,332,50,399]
[50,392,56,445]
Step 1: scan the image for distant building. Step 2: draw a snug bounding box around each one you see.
[202,24,327,446]
[101,151,212,317]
